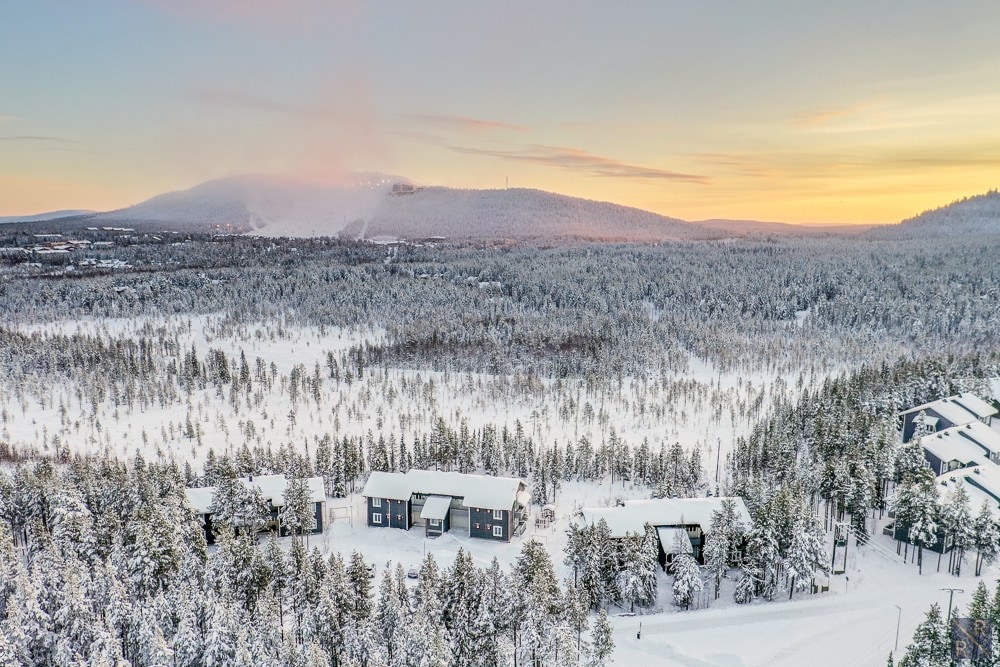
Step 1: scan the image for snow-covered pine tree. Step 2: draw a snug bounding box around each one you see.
[784,508,830,599]
[972,500,999,576]
[345,551,373,623]
[897,603,949,667]
[280,477,316,545]
[942,481,973,576]
[587,609,614,667]
[907,471,940,575]
[670,553,703,610]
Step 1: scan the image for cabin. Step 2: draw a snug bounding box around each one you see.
[920,421,1000,475]
[361,469,529,542]
[578,497,752,567]
[185,474,327,544]
[888,464,1000,554]
[900,393,998,443]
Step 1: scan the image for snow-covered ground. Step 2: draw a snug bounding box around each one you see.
[4,314,792,472]
[5,313,975,665]
[610,527,980,667]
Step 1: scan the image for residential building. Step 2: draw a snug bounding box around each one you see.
[185,474,326,544]
[577,497,751,566]
[361,469,529,542]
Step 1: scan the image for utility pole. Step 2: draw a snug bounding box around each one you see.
[894,605,902,652]
[941,587,964,628]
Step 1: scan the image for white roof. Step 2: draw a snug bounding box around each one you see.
[307,477,326,504]
[953,393,999,420]
[185,486,215,514]
[579,497,751,538]
[186,475,325,513]
[246,474,286,504]
[937,466,1000,520]
[902,394,996,426]
[361,471,413,501]
[420,495,452,520]
[955,421,1000,455]
[923,429,993,466]
[657,527,693,555]
[361,469,527,511]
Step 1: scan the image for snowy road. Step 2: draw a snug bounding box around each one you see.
[610,539,979,666]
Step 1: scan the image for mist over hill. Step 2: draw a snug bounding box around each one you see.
[89,175,394,235]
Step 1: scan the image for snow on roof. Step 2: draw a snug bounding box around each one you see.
[955,421,1000,455]
[937,466,1000,520]
[420,495,452,520]
[953,393,999,420]
[579,497,751,538]
[185,486,215,514]
[901,394,996,425]
[406,470,525,511]
[187,475,325,512]
[361,471,412,501]
[361,469,527,511]
[246,474,287,504]
[657,527,693,555]
[922,428,993,465]
[307,477,326,504]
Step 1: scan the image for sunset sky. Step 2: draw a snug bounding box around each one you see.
[2,1,999,223]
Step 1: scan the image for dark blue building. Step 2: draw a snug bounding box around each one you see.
[361,470,529,542]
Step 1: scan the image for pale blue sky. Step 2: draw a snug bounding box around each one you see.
[3,1,1000,222]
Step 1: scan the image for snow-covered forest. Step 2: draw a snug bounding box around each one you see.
[3,224,1000,665]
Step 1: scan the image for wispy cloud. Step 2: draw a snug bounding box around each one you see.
[790,100,878,127]
[449,144,709,183]
[0,135,79,144]
[0,115,18,123]
[402,113,527,133]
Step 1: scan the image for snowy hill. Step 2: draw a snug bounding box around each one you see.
[871,190,1000,238]
[0,209,95,224]
[343,187,721,242]
[88,174,394,235]
[82,176,722,241]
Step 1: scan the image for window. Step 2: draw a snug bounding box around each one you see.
[474,523,481,529]
[493,509,504,521]
[429,519,439,527]
[493,525,503,537]
[373,497,382,508]
[372,513,382,524]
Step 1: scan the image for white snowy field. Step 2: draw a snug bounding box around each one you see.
[5,313,969,665]
[3,313,795,472]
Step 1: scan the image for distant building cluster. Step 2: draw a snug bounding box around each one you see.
[891,392,1000,552]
